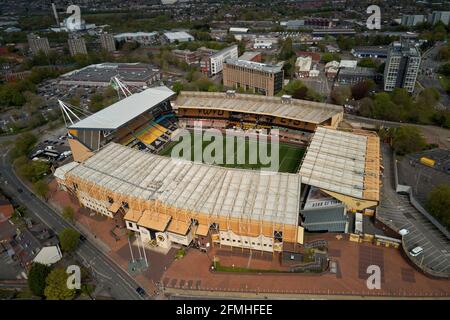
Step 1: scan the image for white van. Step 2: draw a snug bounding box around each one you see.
[410,246,424,257]
[399,229,409,236]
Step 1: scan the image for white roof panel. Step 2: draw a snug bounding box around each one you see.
[69,86,174,130]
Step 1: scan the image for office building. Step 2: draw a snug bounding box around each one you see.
[383,42,421,93]
[223,59,284,96]
[27,33,50,55]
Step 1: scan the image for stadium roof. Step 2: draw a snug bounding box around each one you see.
[68,86,174,130]
[174,91,343,125]
[299,127,380,201]
[59,143,302,226]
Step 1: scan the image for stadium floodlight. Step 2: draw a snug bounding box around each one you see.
[58,99,82,127]
[111,76,133,99]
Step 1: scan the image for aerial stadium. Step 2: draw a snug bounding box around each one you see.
[55,85,381,253]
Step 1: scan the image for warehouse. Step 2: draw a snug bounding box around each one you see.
[59,63,161,87]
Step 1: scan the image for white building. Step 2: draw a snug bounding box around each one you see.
[401,15,425,27]
[163,31,194,43]
[339,60,358,69]
[428,11,450,25]
[114,32,158,45]
[209,45,239,76]
[295,56,312,78]
[253,38,274,49]
[229,27,249,33]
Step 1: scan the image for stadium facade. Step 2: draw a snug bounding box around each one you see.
[55,87,381,253]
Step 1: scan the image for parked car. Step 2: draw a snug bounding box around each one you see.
[410,246,424,257]
[136,287,146,297]
[399,229,409,236]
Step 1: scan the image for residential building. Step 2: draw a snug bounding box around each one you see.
[253,38,274,49]
[68,35,88,56]
[208,45,239,76]
[172,49,199,65]
[401,14,425,26]
[295,56,312,78]
[100,33,116,52]
[296,51,321,63]
[223,59,284,96]
[428,11,450,25]
[27,33,50,55]
[383,41,421,93]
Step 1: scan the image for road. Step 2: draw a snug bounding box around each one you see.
[0,148,145,300]
[344,114,450,149]
[417,42,449,109]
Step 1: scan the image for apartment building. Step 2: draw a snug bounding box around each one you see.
[223,59,284,96]
[383,42,421,93]
[27,33,50,55]
[68,35,88,56]
[100,33,116,52]
[208,45,239,76]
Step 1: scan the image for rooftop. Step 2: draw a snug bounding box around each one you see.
[299,127,380,201]
[60,62,160,84]
[174,91,343,125]
[163,31,194,41]
[225,59,283,73]
[68,86,174,130]
[58,143,302,226]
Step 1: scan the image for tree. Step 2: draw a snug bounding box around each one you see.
[62,206,75,222]
[59,228,80,252]
[28,263,52,297]
[331,86,351,105]
[44,268,75,300]
[172,81,184,94]
[10,132,37,159]
[426,185,450,229]
[33,180,49,200]
[351,80,375,100]
[392,126,427,155]
[357,57,378,69]
[278,37,295,60]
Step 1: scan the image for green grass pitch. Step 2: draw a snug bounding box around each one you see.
[158,132,305,173]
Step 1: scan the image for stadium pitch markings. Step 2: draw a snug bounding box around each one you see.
[159,131,305,173]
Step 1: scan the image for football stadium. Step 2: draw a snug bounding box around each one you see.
[55,86,381,253]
